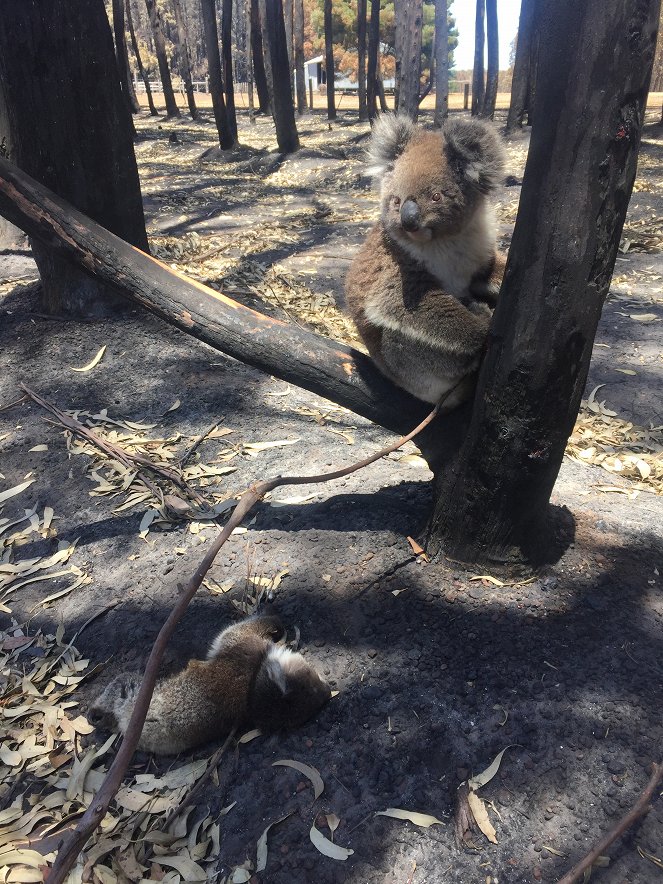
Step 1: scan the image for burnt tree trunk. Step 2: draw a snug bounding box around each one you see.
[284,0,294,84]
[366,0,380,120]
[294,0,307,113]
[357,0,367,121]
[397,0,423,120]
[222,0,238,142]
[201,0,236,148]
[433,0,449,125]
[250,0,271,113]
[471,0,485,116]
[393,1,404,109]
[172,0,199,118]
[377,74,388,112]
[264,0,300,151]
[505,0,536,133]
[126,0,158,115]
[324,0,336,120]
[112,0,139,116]
[480,0,498,118]
[0,155,434,438]
[144,0,180,116]
[258,0,276,109]
[0,0,148,315]
[428,0,661,567]
[246,0,257,120]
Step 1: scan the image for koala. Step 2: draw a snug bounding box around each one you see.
[89,615,331,755]
[345,113,507,409]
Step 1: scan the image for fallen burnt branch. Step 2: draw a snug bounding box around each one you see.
[47,400,443,882]
[20,382,207,509]
[0,156,430,439]
[556,762,663,884]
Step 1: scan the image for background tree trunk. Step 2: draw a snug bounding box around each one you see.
[201,0,236,148]
[471,0,485,116]
[366,0,380,120]
[112,0,140,117]
[433,0,449,125]
[172,0,198,118]
[284,0,294,85]
[480,0,498,118]
[324,0,336,120]
[258,0,276,109]
[293,0,307,113]
[505,0,536,133]
[222,0,238,142]
[250,0,271,113]
[264,0,300,152]
[246,0,257,121]
[357,0,367,121]
[144,0,180,116]
[428,0,661,568]
[397,0,423,120]
[0,0,148,315]
[126,0,158,115]
[393,1,405,110]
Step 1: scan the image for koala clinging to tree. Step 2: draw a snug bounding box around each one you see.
[90,615,331,755]
[346,114,507,409]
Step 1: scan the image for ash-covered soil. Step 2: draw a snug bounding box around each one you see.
[1,108,662,883]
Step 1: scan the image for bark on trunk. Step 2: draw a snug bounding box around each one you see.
[0,0,148,316]
[264,0,300,151]
[480,0,498,118]
[294,0,307,113]
[172,0,199,118]
[0,155,433,439]
[428,0,661,568]
[201,0,236,148]
[126,0,158,115]
[471,0,485,116]
[324,0,336,120]
[222,0,238,142]
[366,0,380,120]
[393,0,405,110]
[433,0,449,125]
[284,0,294,83]
[357,0,367,121]
[250,0,271,113]
[112,0,139,116]
[246,0,257,121]
[397,0,423,120]
[505,0,536,133]
[144,0,180,116]
[258,0,276,109]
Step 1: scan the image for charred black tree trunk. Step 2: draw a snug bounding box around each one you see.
[366,0,380,120]
[471,0,485,116]
[259,0,276,109]
[0,0,148,315]
[144,0,180,116]
[397,0,423,120]
[505,0,537,133]
[357,0,368,121]
[293,0,307,113]
[126,0,158,115]
[250,0,271,113]
[172,0,199,118]
[246,0,257,120]
[480,0,498,118]
[264,0,300,152]
[284,0,294,85]
[433,0,449,125]
[112,0,139,117]
[393,1,404,110]
[428,0,661,568]
[324,0,336,120]
[222,0,238,142]
[201,0,236,148]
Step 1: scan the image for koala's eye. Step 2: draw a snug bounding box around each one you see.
[431,192,442,202]
[392,196,401,208]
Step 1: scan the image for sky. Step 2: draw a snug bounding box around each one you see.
[450,0,522,71]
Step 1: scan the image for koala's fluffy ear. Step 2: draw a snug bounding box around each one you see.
[367,113,417,179]
[442,118,506,193]
[263,648,291,695]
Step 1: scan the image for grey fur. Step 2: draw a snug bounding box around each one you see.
[443,118,506,194]
[367,113,417,180]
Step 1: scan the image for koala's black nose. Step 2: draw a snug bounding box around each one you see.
[400,199,421,231]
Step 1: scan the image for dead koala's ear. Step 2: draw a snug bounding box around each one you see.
[263,654,289,695]
[442,118,506,193]
[367,113,417,179]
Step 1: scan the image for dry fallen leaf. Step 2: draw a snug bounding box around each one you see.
[272,759,324,798]
[255,813,293,872]
[406,536,430,561]
[0,479,35,504]
[466,791,497,844]
[375,808,445,827]
[309,823,354,860]
[70,345,106,372]
[468,746,514,791]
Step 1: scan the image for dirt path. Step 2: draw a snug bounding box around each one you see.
[1,109,662,884]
